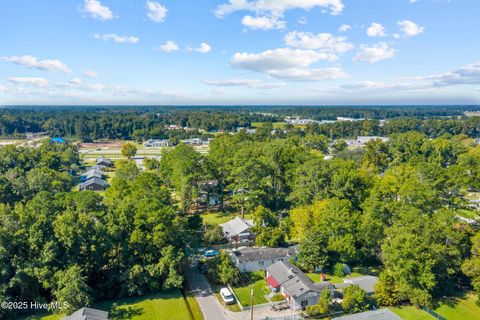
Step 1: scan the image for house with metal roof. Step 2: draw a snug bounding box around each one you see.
[61,307,109,320]
[96,157,113,167]
[79,177,109,191]
[80,169,106,182]
[220,217,254,243]
[265,261,334,311]
[232,246,297,272]
[333,308,401,320]
[339,276,379,295]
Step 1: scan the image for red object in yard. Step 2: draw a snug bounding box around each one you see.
[266,275,280,288]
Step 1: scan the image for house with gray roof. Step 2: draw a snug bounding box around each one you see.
[96,157,113,167]
[342,276,379,295]
[232,246,297,272]
[79,177,109,191]
[333,308,401,320]
[265,261,334,310]
[61,307,108,320]
[220,217,254,243]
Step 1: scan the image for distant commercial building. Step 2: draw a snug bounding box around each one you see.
[345,136,389,148]
[144,139,172,147]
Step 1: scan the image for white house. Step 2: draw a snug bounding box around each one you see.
[266,261,335,311]
[231,246,297,272]
[220,217,254,243]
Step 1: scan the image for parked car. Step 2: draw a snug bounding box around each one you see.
[204,249,218,257]
[220,287,235,305]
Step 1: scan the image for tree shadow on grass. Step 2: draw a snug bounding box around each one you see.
[109,304,143,320]
[431,290,467,309]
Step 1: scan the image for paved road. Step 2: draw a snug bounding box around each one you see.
[186,267,302,320]
[186,267,231,320]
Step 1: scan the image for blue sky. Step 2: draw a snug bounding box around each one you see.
[0,0,479,105]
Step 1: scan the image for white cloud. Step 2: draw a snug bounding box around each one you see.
[339,24,351,32]
[334,61,480,95]
[231,48,347,81]
[0,55,70,73]
[203,78,286,89]
[297,16,308,25]
[83,0,113,20]
[241,15,286,30]
[146,1,167,22]
[215,0,345,17]
[284,31,353,53]
[190,43,212,54]
[367,23,386,37]
[69,77,83,86]
[6,77,49,87]
[353,42,395,63]
[157,41,179,52]
[398,20,425,37]
[83,70,99,78]
[94,33,139,44]
[0,85,7,93]
[431,61,480,86]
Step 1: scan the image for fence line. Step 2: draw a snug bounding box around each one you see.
[420,306,447,320]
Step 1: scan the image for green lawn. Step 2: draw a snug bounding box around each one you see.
[233,271,269,307]
[390,292,480,320]
[202,212,253,225]
[251,122,287,129]
[433,292,480,320]
[22,290,198,320]
[391,306,435,320]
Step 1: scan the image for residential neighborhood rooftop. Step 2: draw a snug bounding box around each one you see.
[220,217,253,237]
[333,308,401,320]
[61,307,109,320]
[233,246,297,263]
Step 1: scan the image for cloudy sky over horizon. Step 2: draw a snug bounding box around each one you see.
[1,0,479,105]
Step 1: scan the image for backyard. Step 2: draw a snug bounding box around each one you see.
[391,291,480,320]
[232,271,270,307]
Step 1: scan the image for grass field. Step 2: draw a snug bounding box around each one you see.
[433,292,480,320]
[233,271,269,307]
[391,306,435,320]
[251,122,287,129]
[22,290,201,320]
[390,292,480,320]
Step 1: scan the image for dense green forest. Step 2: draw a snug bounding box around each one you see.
[1,108,480,318]
[1,106,480,141]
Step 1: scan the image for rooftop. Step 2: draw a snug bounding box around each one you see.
[61,307,109,320]
[233,246,297,263]
[220,217,253,237]
[343,276,379,294]
[266,261,333,299]
[333,309,401,320]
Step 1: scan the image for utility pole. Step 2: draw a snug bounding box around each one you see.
[250,285,254,320]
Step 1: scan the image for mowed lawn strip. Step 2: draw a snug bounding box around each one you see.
[233,271,268,307]
[390,306,435,320]
[22,290,194,320]
[433,292,480,320]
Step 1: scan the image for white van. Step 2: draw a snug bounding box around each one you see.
[220,287,235,305]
